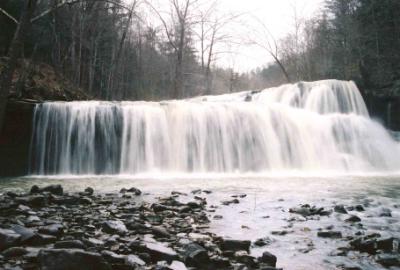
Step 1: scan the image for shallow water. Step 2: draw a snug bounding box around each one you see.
[1,174,399,269]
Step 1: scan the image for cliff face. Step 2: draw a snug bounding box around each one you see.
[0,100,35,176]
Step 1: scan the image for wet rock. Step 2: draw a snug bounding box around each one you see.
[84,187,94,196]
[41,185,63,196]
[169,260,188,270]
[38,249,111,270]
[152,226,171,238]
[102,220,127,235]
[183,242,209,266]
[79,197,93,205]
[2,247,28,258]
[345,215,361,223]
[54,240,86,249]
[28,195,47,207]
[253,238,272,247]
[349,238,376,254]
[120,187,141,195]
[221,199,240,206]
[317,231,342,238]
[334,205,347,214]
[125,254,146,267]
[289,204,330,217]
[376,254,400,267]
[101,250,125,264]
[0,228,21,251]
[235,250,256,267]
[379,208,392,217]
[376,237,397,252]
[354,205,365,212]
[30,185,40,194]
[9,225,34,243]
[220,239,251,252]
[142,242,178,263]
[258,251,277,267]
[39,224,64,237]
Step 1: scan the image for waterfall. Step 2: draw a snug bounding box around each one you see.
[29,80,400,175]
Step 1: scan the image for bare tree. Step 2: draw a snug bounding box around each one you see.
[147,0,198,98]
[249,17,291,83]
[0,0,38,132]
[196,1,240,95]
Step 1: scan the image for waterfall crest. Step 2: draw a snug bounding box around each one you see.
[30,80,400,175]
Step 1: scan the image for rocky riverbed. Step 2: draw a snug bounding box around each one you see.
[0,180,399,270]
[0,184,281,270]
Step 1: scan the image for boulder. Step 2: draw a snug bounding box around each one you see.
[220,239,251,252]
[102,220,127,235]
[317,231,342,238]
[0,228,21,251]
[183,242,209,266]
[258,251,277,267]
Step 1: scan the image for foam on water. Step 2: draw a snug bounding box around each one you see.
[29,80,400,175]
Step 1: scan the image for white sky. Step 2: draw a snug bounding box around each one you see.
[216,0,324,71]
[132,0,325,72]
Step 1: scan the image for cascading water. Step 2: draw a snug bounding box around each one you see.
[29,80,400,175]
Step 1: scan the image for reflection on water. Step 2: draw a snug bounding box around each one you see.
[0,175,399,270]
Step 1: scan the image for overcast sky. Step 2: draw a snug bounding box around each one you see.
[216,0,324,71]
[132,0,325,72]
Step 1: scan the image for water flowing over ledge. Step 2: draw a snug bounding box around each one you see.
[29,80,400,175]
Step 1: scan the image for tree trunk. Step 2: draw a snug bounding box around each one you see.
[0,0,38,132]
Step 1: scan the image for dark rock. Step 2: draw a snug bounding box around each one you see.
[221,199,240,206]
[41,185,63,195]
[120,187,141,195]
[334,205,347,214]
[101,250,125,264]
[349,238,376,254]
[289,205,330,217]
[84,187,94,195]
[317,231,342,238]
[354,205,365,212]
[213,215,223,220]
[54,240,86,249]
[379,208,392,217]
[345,215,361,223]
[0,228,21,251]
[253,238,272,247]
[79,197,93,205]
[143,242,178,263]
[151,226,171,238]
[2,247,28,258]
[220,239,251,252]
[38,249,111,270]
[30,185,40,194]
[235,250,256,267]
[183,242,209,266]
[258,251,277,267]
[376,254,400,267]
[28,195,47,207]
[102,220,127,235]
[376,237,396,252]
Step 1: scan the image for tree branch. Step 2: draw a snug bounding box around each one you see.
[0,7,19,24]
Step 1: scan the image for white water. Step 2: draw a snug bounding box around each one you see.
[29,80,400,175]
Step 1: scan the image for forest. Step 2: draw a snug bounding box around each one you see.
[1,0,400,102]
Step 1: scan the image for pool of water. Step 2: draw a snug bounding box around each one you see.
[1,174,399,270]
